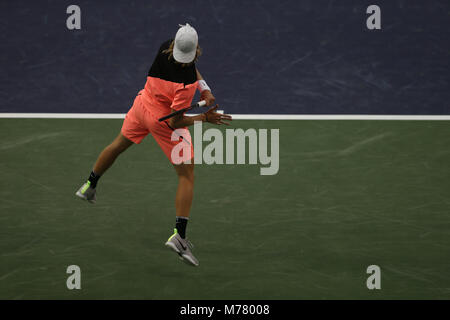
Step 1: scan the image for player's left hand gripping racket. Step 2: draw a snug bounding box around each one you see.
[158,100,207,122]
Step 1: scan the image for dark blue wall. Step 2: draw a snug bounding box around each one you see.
[1,0,449,114]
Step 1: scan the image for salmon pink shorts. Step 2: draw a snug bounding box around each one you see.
[121,91,193,164]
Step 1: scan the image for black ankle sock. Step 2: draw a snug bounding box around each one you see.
[175,217,188,239]
[88,171,101,188]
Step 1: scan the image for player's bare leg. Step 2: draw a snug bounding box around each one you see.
[93,133,134,175]
[165,162,199,266]
[76,133,133,203]
[173,162,194,218]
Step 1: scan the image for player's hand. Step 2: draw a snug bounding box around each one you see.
[201,90,216,107]
[204,105,232,125]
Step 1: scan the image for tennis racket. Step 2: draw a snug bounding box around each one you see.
[158,100,207,122]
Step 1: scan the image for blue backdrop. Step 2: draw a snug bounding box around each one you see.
[1,0,449,114]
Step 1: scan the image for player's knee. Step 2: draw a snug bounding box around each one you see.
[108,134,132,153]
[116,144,128,154]
[176,164,194,183]
[182,170,195,183]
[187,170,194,183]
[110,140,130,154]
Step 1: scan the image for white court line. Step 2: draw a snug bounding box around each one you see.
[0,113,449,120]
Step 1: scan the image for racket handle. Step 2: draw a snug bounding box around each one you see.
[158,100,207,122]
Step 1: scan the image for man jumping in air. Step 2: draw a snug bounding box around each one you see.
[75,24,232,267]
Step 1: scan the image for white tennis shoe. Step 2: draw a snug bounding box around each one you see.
[165,229,199,267]
[75,181,97,204]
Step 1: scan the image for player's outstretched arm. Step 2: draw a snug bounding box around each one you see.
[168,104,232,129]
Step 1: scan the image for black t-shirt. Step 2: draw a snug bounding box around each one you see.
[147,39,197,85]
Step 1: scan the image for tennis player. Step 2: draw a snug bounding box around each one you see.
[75,24,232,266]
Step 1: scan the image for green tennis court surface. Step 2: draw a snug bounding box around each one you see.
[1,119,449,299]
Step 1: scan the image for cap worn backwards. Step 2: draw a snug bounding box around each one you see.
[173,23,198,64]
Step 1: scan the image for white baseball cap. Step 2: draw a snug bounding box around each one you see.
[173,23,198,64]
